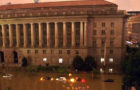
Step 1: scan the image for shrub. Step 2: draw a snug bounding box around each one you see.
[22,57,28,67]
[57,66,67,74]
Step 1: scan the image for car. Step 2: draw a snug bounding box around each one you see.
[2,73,13,79]
[56,77,67,82]
[104,79,114,82]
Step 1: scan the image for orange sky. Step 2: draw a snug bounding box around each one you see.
[0,0,140,11]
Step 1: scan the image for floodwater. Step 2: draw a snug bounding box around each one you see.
[0,72,122,90]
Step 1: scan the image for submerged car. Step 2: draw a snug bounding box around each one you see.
[2,74,13,78]
[104,79,114,82]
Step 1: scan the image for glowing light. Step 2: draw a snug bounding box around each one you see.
[51,77,54,81]
[40,77,45,81]
[69,73,72,77]
[70,78,76,83]
[81,78,86,83]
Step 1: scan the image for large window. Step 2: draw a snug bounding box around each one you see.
[100,58,104,63]
[43,58,47,62]
[109,58,113,63]
[59,58,63,63]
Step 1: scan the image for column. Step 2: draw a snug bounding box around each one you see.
[63,22,67,47]
[16,24,20,47]
[23,24,27,47]
[84,21,87,47]
[80,21,84,47]
[55,22,58,48]
[47,22,50,47]
[39,23,43,47]
[1,24,6,48]
[72,22,75,47]
[31,23,35,47]
[9,24,13,47]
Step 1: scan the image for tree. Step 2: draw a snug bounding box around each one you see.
[84,56,97,71]
[121,47,140,89]
[72,56,84,71]
[22,57,28,67]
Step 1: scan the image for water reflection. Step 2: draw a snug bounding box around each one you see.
[0,72,122,90]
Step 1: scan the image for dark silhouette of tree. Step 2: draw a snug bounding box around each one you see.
[121,47,140,90]
[22,57,28,67]
[72,56,84,71]
[84,56,97,71]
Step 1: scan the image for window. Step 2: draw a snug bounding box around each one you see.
[59,50,62,54]
[110,30,114,35]
[59,58,63,63]
[43,58,47,62]
[92,40,97,47]
[35,50,38,54]
[101,39,106,46]
[110,49,113,54]
[43,50,46,54]
[27,50,30,54]
[111,22,114,27]
[93,30,97,35]
[51,50,53,54]
[109,58,113,62]
[101,49,104,54]
[93,22,97,27]
[110,40,114,47]
[102,22,105,27]
[109,68,113,73]
[101,30,106,35]
[75,50,79,54]
[67,50,70,54]
[100,58,104,63]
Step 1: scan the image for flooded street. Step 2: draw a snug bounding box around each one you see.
[0,72,122,90]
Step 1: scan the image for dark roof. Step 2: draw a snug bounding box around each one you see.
[0,0,116,10]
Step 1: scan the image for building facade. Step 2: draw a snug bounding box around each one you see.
[127,14,140,43]
[0,0,126,72]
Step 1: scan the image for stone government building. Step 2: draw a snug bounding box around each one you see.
[0,0,126,72]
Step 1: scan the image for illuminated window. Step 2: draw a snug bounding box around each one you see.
[43,58,47,62]
[59,58,63,63]
[100,68,104,73]
[100,58,104,63]
[109,58,113,62]
[109,68,113,73]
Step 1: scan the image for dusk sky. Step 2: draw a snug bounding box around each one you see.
[0,0,140,11]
